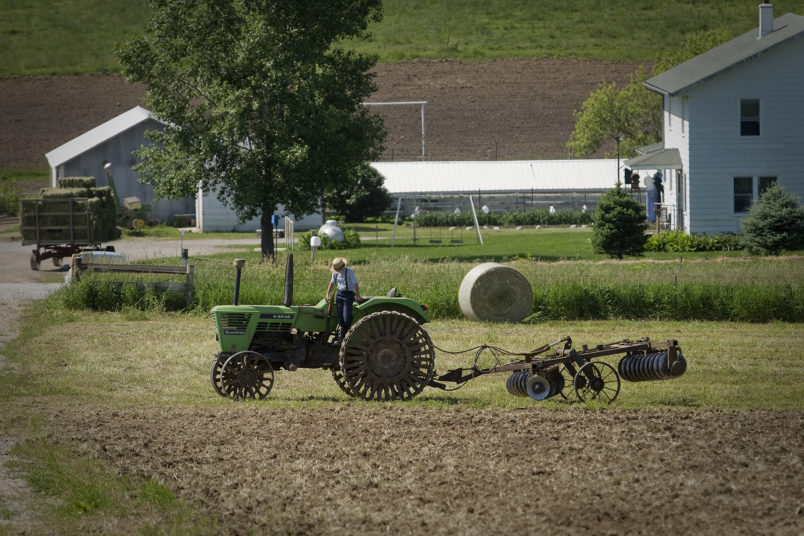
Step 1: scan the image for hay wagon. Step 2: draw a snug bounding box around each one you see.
[20,197,116,270]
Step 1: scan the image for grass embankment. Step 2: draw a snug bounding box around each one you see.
[4,0,804,76]
[60,227,804,322]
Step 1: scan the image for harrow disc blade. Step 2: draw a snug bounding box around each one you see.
[339,311,435,401]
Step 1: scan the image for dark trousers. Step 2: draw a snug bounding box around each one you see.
[335,290,355,336]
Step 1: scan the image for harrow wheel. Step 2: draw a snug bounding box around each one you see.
[209,358,225,397]
[331,368,357,398]
[339,311,435,401]
[220,351,274,401]
[573,361,620,403]
[558,363,577,401]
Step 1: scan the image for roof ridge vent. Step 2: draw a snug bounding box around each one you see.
[759,1,774,39]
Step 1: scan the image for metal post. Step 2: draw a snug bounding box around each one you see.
[469,195,484,245]
[420,102,426,161]
[391,196,402,247]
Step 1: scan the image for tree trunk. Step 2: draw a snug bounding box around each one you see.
[260,210,274,262]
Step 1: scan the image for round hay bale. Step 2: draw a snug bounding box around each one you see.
[458,263,533,322]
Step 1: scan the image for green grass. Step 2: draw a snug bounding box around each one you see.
[0,166,49,216]
[5,435,217,535]
[3,0,804,75]
[2,304,802,411]
[58,227,804,321]
[0,0,150,76]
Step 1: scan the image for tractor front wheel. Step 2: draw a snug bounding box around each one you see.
[220,351,274,401]
[339,311,435,401]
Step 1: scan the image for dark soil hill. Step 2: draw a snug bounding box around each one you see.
[0,58,644,168]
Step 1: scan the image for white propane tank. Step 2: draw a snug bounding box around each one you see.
[318,219,344,242]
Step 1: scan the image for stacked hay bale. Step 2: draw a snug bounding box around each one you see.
[20,176,120,245]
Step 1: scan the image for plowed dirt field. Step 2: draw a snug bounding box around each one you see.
[52,406,802,535]
[0,58,644,167]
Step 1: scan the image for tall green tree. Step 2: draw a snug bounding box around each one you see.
[324,165,391,222]
[118,0,385,258]
[568,28,732,158]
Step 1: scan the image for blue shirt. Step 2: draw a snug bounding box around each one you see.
[331,267,358,292]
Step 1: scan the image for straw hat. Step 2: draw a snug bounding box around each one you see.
[330,257,347,272]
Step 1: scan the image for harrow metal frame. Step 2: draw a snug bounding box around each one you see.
[430,337,684,403]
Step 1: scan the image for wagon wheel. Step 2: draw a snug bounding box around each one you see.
[52,256,62,267]
[339,311,435,401]
[30,252,39,271]
[220,351,274,401]
[209,358,225,397]
[331,367,357,398]
[573,361,620,403]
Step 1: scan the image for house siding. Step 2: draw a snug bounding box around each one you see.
[684,38,804,234]
[662,96,690,231]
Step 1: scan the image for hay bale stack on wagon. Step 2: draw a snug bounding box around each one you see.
[20,176,120,269]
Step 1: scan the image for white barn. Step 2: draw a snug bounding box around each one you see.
[629,5,804,235]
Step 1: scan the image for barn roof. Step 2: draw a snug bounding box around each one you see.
[45,106,157,167]
[371,160,620,195]
[645,12,804,97]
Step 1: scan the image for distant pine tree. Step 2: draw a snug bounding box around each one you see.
[742,184,804,255]
[591,184,647,259]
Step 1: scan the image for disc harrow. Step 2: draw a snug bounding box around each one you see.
[430,337,686,404]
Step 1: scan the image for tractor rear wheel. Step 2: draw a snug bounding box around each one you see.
[331,367,357,398]
[220,351,274,401]
[339,311,435,401]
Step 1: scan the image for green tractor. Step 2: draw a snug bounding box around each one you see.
[210,255,435,401]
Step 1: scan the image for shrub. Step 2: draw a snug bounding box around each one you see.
[0,183,21,216]
[645,230,744,252]
[298,229,361,250]
[414,208,592,227]
[591,184,647,258]
[741,184,804,255]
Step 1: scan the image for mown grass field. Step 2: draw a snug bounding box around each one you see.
[3,0,804,76]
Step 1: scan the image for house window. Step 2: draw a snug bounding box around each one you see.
[759,176,777,196]
[734,177,753,213]
[740,99,760,136]
[734,176,777,214]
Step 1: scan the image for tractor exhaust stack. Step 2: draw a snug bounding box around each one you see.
[233,258,246,305]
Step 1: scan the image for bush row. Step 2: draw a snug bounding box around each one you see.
[414,209,593,227]
[60,278,189,312]
[645,230,744,252]
[528,281,802,322]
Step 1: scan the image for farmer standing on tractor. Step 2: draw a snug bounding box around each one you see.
[325,257,361,340]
